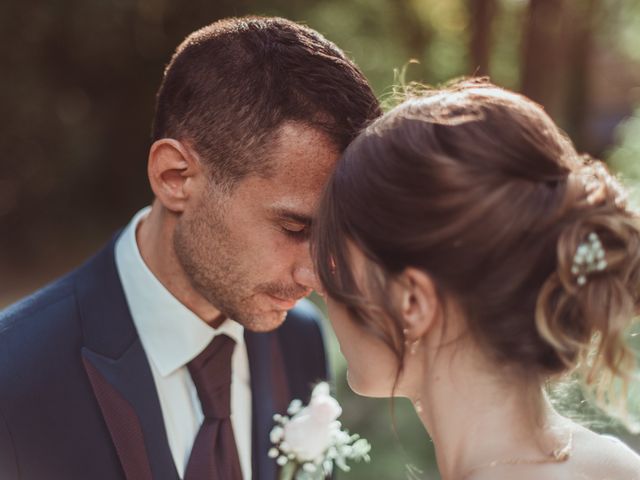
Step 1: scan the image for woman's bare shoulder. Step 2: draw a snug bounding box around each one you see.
[466,428,640,480]
[567,426,640,479]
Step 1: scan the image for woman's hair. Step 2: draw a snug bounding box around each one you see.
[312,78,640,420]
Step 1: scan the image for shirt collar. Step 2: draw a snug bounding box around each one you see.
[114,206,245,377]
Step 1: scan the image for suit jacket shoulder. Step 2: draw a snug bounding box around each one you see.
[0,271,77,344]
[0,269,83,407]
[0,240,128,480]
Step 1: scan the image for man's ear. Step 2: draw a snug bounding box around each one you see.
[396,267,439,340]
[147,139,202,213]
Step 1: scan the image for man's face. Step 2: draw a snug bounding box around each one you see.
[174,123,339,332]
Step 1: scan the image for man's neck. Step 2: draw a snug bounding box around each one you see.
[136,202,224,326]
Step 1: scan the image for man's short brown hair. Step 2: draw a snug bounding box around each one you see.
[152,16,381,184]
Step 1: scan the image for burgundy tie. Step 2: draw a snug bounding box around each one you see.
[184,334,243,480]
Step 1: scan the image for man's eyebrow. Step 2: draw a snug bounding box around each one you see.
[271,208,313,226]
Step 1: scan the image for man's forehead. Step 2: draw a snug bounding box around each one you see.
[267,123,340,176]
[226,122,339,218]
[234,160,335,214]
[236,168,327,203]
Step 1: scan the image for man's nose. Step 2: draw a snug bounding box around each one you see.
[292,263,319,292]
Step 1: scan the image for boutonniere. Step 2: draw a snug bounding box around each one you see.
[268,382,371,480]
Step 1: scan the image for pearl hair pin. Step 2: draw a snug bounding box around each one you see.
[571,232,607,286]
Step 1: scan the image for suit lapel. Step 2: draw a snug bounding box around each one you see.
[76,236,179,480]
[245,330,290,480]
[82,346,154,480]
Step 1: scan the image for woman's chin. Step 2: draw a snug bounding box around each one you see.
[346,369,394,398]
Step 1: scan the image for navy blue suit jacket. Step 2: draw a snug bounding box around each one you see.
[0,234,328,480]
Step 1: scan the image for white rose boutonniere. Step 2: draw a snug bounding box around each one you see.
[268,382,372,480]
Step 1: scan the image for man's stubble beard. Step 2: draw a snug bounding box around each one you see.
[172,195,292,332]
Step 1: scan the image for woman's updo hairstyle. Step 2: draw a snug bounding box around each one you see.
[313,78,640,419]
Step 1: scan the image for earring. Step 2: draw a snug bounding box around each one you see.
[414,399,424,413]
[403,328,420,355]
[410,339,420,355]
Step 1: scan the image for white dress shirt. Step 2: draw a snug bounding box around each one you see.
[114,207,252,479]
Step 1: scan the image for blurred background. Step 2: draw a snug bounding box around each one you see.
[2,0,640,478]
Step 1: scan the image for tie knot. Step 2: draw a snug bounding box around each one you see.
[188,334,236,419]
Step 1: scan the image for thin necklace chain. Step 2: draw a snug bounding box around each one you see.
[462,430,573,479]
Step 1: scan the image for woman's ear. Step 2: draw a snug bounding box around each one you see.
[147,138,203,213]
[396,267,439,340]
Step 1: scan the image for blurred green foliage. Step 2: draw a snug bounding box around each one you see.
[3,0,640,268]
[609,108,640,209]
[3,0,640,478]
